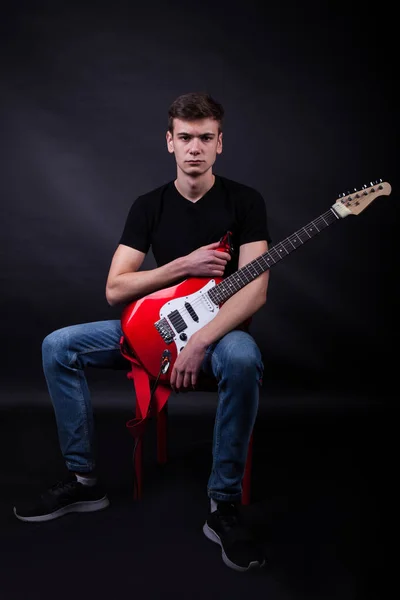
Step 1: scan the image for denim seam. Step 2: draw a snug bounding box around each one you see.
[209,350,223,491]
[65,462,94,473]
[67,347,121,471]
[71,363,92,467]
[68,346,122,366]
[207,491,243,502]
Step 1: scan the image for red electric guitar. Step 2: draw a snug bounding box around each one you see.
[121,180,392,383]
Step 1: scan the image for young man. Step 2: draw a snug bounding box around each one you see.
[14,92,271,572]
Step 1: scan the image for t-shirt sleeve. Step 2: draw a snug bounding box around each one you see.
[118,195,152,253]
[238,190,272,246]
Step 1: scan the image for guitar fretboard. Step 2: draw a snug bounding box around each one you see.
[208,208,339,305]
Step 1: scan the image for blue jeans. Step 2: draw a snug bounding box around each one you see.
[42,320,264,502]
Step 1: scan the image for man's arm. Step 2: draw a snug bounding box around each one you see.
[105,241,231,306]
[105,244,188,306]
[193,240,270,347]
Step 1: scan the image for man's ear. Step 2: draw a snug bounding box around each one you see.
[166,131,174,154]
[217,132,223,154]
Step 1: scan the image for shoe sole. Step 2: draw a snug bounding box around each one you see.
[13,496,110,523]
[203,522,266,572]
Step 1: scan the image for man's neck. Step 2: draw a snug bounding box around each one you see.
[174,172,215,203]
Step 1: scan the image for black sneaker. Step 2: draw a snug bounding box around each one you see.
[13,474,110,522]
[203,501,266,572]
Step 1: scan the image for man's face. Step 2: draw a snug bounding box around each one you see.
[166,118,223,177]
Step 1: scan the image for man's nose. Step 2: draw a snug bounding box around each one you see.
[189,139,201,154]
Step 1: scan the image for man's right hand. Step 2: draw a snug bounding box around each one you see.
[185,242,231,278]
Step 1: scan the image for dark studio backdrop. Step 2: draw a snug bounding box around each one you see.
[0,0,398,405]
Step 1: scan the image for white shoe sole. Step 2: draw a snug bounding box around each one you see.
[203,522,266,572]
[13,496,110,523]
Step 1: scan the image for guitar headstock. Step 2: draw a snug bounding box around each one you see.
[332,180,392,217]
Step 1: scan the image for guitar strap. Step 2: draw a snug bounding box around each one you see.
[120,337,172,440]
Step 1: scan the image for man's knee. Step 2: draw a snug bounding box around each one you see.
[42,326,73,363]
[220,333,263,376]
[227,350,261,373]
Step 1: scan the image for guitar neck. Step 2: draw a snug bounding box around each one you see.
[208,207,340,305]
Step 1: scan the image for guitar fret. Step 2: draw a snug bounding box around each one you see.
[293,233,304,245]
[282,240,293,253]
[297,230,309,243]
[242,268,251,283]
[262,254,276,266]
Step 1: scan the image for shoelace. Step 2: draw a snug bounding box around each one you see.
[217,507,255,543]
[45,478,78,498]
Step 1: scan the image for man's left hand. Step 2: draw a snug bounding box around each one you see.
[170,336,208,392]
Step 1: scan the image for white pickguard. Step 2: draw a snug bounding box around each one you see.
[159,279,219,354]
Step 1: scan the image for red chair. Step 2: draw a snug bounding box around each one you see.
[123,348,255,505]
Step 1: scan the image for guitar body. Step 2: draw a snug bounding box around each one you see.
[121,276,223,383]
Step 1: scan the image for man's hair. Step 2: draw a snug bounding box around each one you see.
[168,92,224,133]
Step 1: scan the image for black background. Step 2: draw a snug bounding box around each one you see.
[0,2,398,597]
[1,0,398,399]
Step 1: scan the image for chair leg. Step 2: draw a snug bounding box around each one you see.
[157,403,168,464]
[241,433,253,505]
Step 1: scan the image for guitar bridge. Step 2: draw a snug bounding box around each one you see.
[154,318,174,344]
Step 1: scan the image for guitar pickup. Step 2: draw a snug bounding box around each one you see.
[184,301,199,322]
[167,309,187,334]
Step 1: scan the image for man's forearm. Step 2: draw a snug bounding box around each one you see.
[107,256,188,306]
[194,277,269,348]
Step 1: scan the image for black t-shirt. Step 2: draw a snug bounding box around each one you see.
[119,174,271,277]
